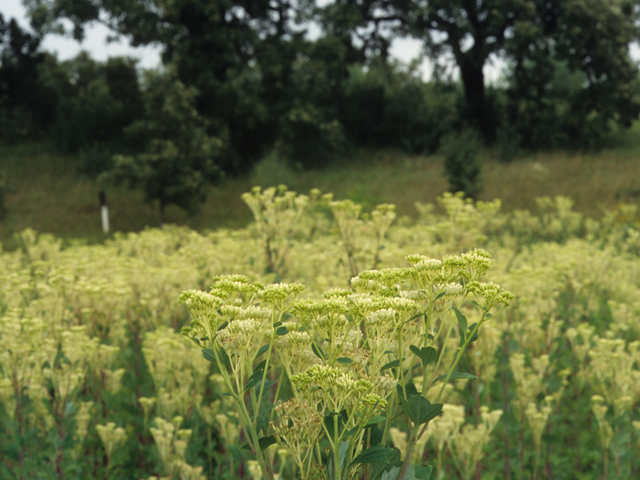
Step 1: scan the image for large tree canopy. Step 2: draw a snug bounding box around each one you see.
[0,13,58,139]
[24,0,321,166]
[21,0,640,149]
[322,0,640,139]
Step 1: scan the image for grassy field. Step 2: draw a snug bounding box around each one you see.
[2,124,640,247]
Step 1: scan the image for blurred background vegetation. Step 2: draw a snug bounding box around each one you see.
[2,0,640,241]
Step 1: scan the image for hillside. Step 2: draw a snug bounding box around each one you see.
[2,124,640,247]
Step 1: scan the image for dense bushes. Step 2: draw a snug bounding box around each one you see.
[1,10,640,181]
[46,54,144,174]
[340,62,458,154]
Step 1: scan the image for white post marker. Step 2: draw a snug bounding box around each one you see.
[99,191,109,234]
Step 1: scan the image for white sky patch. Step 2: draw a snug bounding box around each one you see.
[2,0,163,69]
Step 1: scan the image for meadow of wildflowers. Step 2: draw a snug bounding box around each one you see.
[1,188,640,479]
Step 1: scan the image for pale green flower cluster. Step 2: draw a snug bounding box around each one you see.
[5,187,640,478]
[179,240,512,480]
[148,416,204,480]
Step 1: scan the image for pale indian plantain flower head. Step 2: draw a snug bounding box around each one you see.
[217,318,267,366]
[592,395,614,450]
[96,422,127,460]
[275,330,319,375]
[290,365,375,413]
[525,401,552,453]
[258,283,305,308]
[271,398,323,464]
[467,282,514,308]
[247,460,262,480]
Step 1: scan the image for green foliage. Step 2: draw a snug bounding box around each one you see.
[5,191,640,478]
[503,1,640,148]
[440,129,483,199]
[12,0,640,164]
[0,172,12,220]
[322,0,640,145]
[495,119,522,163]
[44,53,144,172]
[106,68,225,225]
[340,61,458,154]
[0,14,57,141]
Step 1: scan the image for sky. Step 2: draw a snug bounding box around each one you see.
[1,0,507,82]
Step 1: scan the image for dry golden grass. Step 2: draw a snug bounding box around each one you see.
[2,129,640,246]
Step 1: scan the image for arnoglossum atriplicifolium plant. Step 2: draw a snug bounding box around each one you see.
[7,188,640,479]
[325,196,397,278]
[180,249,513,480]
[242,185,396,281]
[241,185,312,279]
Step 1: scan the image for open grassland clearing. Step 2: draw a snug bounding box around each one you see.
[4,126,640,246]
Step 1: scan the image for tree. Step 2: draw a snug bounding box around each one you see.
[505,0,640,147]
[25,0,317,169]
[106,69,225,226]
[322,0,640,140]
[0,14,57,140]
[43,52,144,160]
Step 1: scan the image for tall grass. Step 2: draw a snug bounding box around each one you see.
[2,128,640,247]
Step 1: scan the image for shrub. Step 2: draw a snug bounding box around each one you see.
[440,128,483,199]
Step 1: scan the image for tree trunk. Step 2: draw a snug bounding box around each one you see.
[458,55,488,136]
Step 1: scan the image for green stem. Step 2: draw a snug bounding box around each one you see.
[426,315,456,393]
[397,426,418,480]
[334,415,340,480]
[436,317,484,403]
[381,389,397,446]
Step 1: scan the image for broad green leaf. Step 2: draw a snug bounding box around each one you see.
[339,440,349,469]
[415,465,433,480]
[203,346,230,369]
[256,344,270,358]
[351,444,394,466]
[254,359,268,373]
[398,396,443,426]
[466,322,479,344]
[365,415,386,427]
[258,435,277,450]
[218,346,230,369]
[369,425,385,447]
[240,436,276,452]
[254,406,276,433]
[202,348,216,363]
[381,360,400,372]
[382,464,416,480]
[344,426,360,438]
[218,321,229,331]
[311,343,325,360]
[434,372,478,383]
[368,448,401,480]
[254,379,277,394]
[409,345,421,358]
[471,300,486,312]
[244,369,264,392]
[453,306,467,339]
[275,326,289,336]
[397,382,419,399]
[410,346,438,367]
[337,357,354,365]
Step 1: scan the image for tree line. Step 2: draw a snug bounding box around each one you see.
[1,1,640,219]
